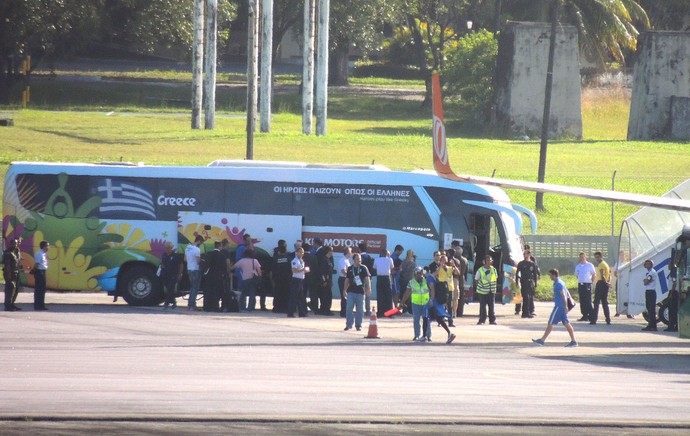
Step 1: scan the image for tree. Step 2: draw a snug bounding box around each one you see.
[0,0,237,105]
[315,0,330,135]
[536,0,561,212]
[500,0,649,66]
[0,0,103,104]
[191,0,204,129]
[442,29,498,126]
[327,0,402,85]
[400,0,472,106]
[302,0,316,134]
[638,0,690,31]
[272,0,304,64]
[103,0,236,57]
[497,0,649,210]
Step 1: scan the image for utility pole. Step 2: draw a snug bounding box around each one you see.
[246,0,259,159]
[204,0,218,130]
[302,0,316,134]
[260,0,274,133]
[315,0,329,136]
[536,0,561,211]
[191,0,204,129]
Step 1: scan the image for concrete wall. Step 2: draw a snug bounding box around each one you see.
[495,22,582,139]
[671,96,690,140]
[628,32,690,140]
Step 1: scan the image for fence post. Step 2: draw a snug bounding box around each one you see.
[611,170,617,236]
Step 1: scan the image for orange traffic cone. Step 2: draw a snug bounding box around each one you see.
[364,308,381,339]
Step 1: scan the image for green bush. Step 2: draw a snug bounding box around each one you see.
[442,29,498,128]
[352,61,424,80]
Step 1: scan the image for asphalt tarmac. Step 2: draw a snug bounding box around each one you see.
[2,291,689,434]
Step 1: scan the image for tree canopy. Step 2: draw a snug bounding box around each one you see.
[0,0,236,104]
[0,0,103,102]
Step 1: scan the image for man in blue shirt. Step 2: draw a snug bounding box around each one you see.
[532,268,578,347]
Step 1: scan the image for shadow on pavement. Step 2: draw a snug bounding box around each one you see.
[542,352,690,375]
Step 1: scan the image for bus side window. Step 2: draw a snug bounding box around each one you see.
[489,217,499,249]
[469,214,489,264]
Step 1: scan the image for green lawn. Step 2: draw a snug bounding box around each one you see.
[1,75,688,237]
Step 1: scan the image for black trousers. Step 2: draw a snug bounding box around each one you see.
[318,281,333,313]
[308,280,320,312]
[376,276,393,317]
[478,292,495,323]
[520,281,535,316]
[590,280,610,323]
[33,269,47,309]
[203,275,223,312]
[4,273,19,309]
[645,289,657,328]
[163,279,177,306]
[272,277,290,313]
[577,283,593,319]
[288,278,308,317]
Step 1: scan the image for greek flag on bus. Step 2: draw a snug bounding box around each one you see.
[97,178,156,219]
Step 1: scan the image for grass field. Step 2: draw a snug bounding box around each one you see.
[1,74,688,238]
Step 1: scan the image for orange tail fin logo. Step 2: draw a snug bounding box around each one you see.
[431,72,453,177]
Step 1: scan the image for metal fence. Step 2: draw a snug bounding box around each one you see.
[524,235,617,274]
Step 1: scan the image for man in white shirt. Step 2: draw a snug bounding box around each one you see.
[373,249,395,317]
[288,247,309,317]
[33,240,50,311]
[185,235,204,310]
[641,259,658,331]
[337,247,352,317]
[574,252,596,322]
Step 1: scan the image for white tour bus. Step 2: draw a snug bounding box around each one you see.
[2,160,532,306]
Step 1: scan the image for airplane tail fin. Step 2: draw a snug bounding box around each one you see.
[431,72,460,179]
[427,73,690,212]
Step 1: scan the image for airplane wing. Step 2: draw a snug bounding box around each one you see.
[430,72,690,213]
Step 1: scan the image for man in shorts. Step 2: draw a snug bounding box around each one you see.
[532,268,578,347]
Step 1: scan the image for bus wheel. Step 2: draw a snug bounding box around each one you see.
[119,265,163,306]
[657,301,670,326]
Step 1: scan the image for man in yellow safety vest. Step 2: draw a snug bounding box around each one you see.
[399,266,432,341]
[474,255,498,325]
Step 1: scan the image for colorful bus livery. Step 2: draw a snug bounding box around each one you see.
[2,161,532,306]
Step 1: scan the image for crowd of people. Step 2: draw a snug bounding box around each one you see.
[2,235,679,344]
[167,236,480,344]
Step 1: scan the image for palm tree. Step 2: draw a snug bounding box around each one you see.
[502,0,649,65]
[502,0,649,210]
